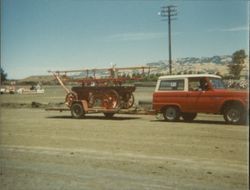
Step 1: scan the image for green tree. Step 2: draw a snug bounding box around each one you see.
[228,49,246,79]
[0,67,7,84]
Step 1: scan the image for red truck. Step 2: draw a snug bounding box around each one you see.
[152,74,248,125]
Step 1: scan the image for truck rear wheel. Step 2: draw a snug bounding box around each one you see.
[71,102,85,119]
[163,106,180,122]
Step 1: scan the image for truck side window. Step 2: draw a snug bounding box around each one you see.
[188,78,209,91]
[188,79,200,91]
[159,80,184,91]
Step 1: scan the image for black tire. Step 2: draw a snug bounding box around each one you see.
[71,102,85,119]
[163,106,180,122]
[182,113,197,122]
[104,112,115,118]
[223,105,245,125]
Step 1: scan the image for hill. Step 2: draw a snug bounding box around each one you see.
[17,75,56,85]
[146,55,248,76]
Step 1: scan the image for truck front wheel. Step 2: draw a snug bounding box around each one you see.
[223,105,245,125]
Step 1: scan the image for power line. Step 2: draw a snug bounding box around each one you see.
[159,5,177,75]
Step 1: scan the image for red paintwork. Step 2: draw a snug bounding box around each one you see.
[153,77,248,115]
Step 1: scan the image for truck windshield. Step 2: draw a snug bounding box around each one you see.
[209,78,225,89]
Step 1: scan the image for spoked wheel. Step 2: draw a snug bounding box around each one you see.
[182,112,197,122]
[71,102,85,119]
[122,93,135,109]
[163,106,180,122]
[105,89,120,109]
[65,91,78,107]
[223,105,245,125]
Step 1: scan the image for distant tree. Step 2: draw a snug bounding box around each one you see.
[228,49,247,79]
[0,67,7,84]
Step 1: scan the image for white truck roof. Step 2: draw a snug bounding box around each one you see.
[158,74,221,80]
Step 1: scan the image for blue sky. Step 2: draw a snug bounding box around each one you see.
[1,0,249,79]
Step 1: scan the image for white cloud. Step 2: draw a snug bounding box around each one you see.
[106,32,165,41]
[208,26,248,32]
[222,26,248,32]
[105,32,182,42]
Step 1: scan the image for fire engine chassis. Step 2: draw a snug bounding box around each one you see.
[67,86,135,118]
[48,66,152,119]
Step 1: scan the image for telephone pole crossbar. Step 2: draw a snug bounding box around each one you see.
[159,5,177,75]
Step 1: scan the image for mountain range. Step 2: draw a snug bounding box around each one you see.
[146,55,248,76]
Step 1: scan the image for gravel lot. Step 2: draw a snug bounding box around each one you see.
[0,86,249,190]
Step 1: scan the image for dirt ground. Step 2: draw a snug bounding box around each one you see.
[0,86,249,190]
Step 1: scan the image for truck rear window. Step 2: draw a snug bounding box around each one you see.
[159,79,184,91]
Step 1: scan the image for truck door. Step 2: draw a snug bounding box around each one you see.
[187,77,217,113]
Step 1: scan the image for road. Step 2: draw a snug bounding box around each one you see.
[0,106,248,190]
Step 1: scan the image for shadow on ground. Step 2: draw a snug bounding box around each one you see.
[150,119,230,125]
[46,115,141,121]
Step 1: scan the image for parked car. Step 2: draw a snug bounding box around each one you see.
[152,74,248,124]
[0,87,5,94]
[0,86,15,94]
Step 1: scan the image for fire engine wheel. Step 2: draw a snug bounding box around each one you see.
[182,112,197,122]
[105,89,120,109]
[163,106,180,122]
[223,105,245,125]
[123,93,135,109]
[104,112,115,118]
[71,102,85,119]
[65,92,78,107]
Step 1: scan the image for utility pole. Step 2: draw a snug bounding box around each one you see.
[159,5,177,75]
